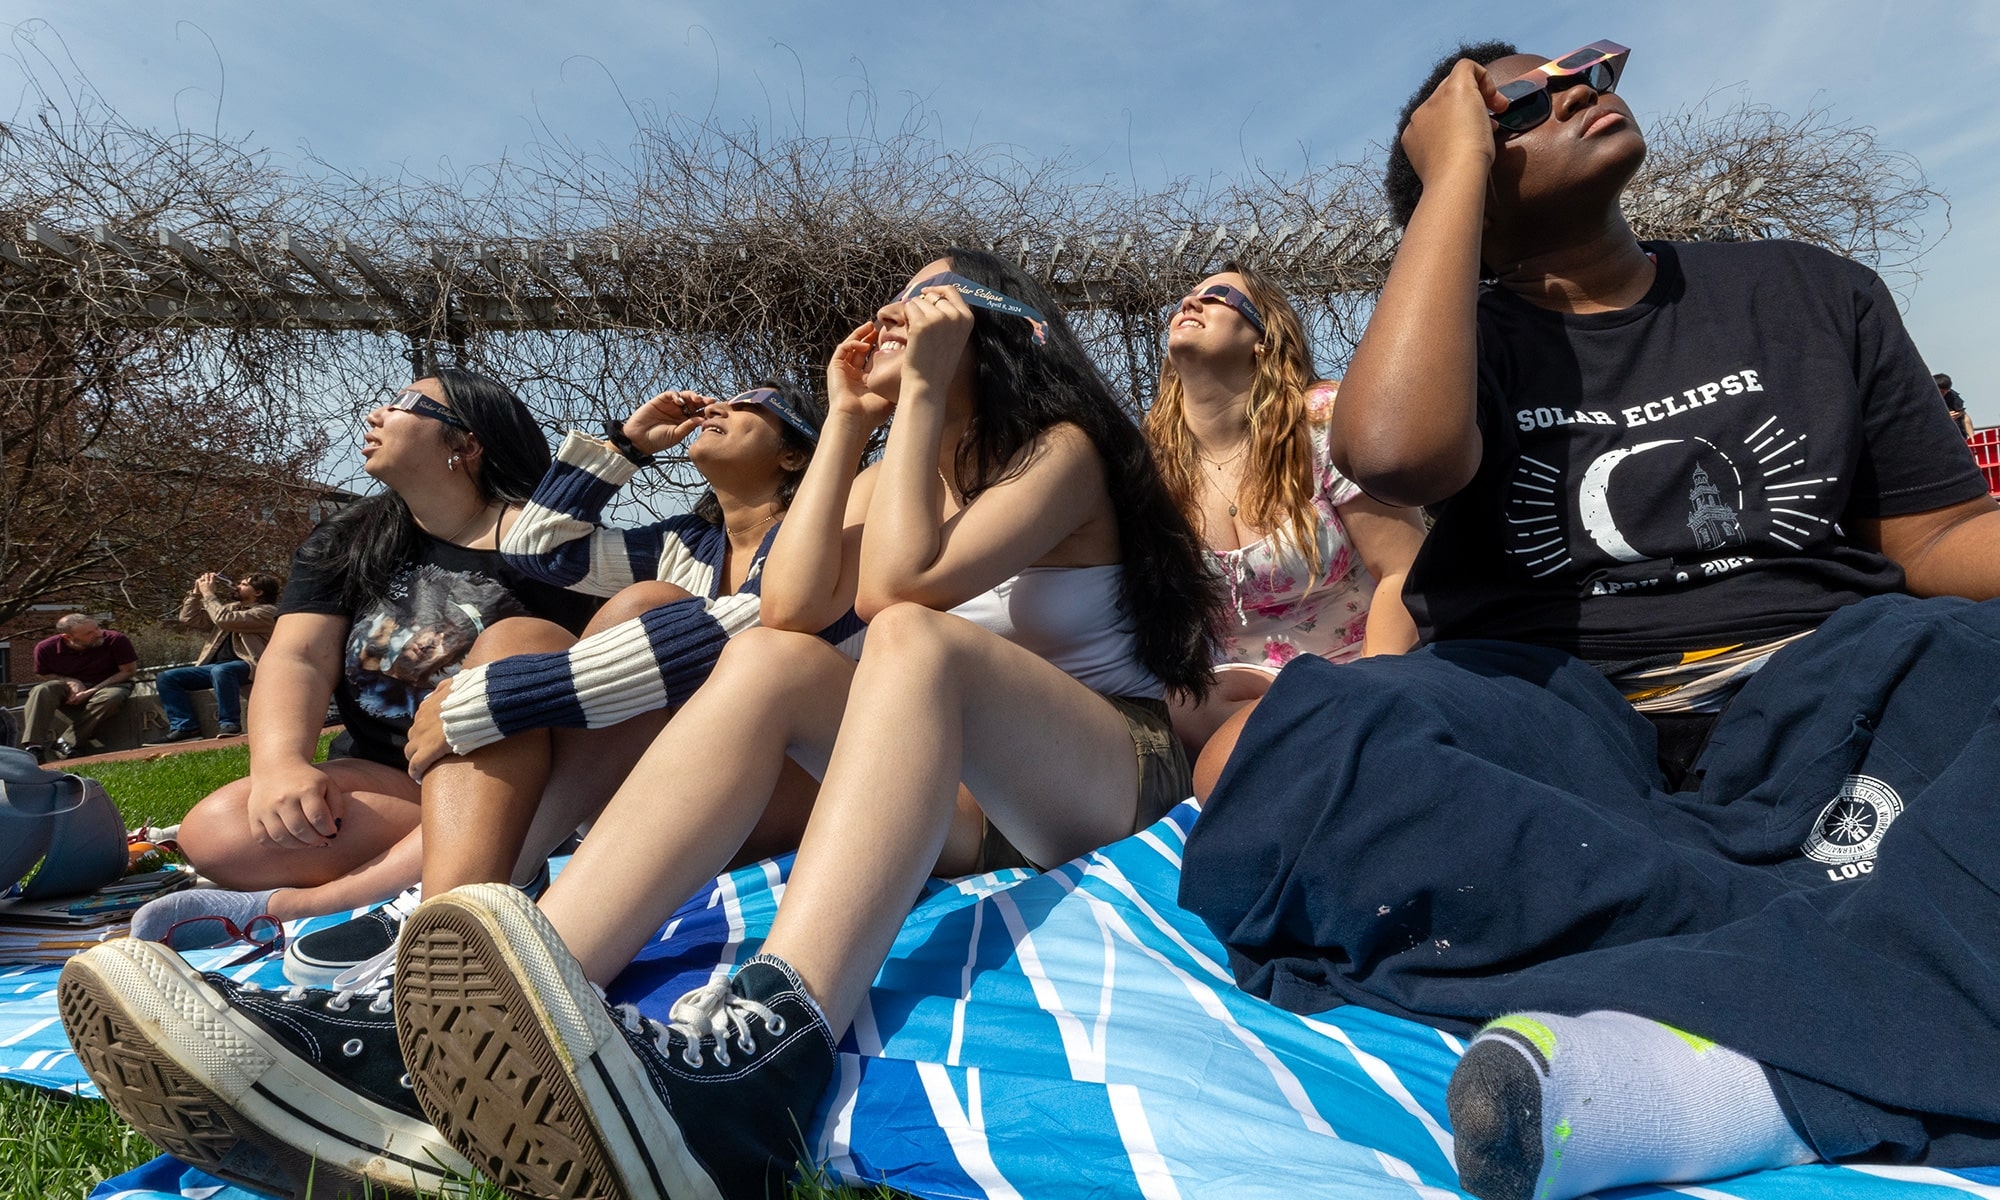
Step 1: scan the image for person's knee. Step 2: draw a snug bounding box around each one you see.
[587,580,697,632]
[462,616,575,669]
[1193,697,1260,802]
[710,627,842,699]
[859,602,965,672]
[175,780,256,879]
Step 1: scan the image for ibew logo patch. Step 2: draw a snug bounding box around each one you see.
[1803,774,1904,877]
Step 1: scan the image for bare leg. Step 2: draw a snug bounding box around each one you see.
[1168,668,1273,757]
[175,759,422,904]
[419,617,577,893]
[539,627,859,982]
[763,603,1141,1032]
[1193,696,1261,803]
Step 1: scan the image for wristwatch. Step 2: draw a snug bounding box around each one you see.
[601,421,655,467]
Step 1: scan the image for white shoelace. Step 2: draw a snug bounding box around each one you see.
[601,982,785,1069]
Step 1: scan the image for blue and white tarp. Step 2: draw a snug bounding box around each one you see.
[1,803,1994,1198]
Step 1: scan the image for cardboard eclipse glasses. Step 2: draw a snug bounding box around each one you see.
[1493,40,1630,134]
[895,272,1049,345]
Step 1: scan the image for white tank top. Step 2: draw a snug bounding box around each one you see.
[948,564,1163,699]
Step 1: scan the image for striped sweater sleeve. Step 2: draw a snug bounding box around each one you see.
[503,431,681,597]
[437,592,760,753]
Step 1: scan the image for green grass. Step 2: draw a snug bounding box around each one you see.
[3,738,906,1199]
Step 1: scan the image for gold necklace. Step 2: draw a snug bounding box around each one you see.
[439,499,496,546]
[1195,442,1247,472]
[1202,469,1242,519]
[726,510,779,537]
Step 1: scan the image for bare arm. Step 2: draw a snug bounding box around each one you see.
[760,323,893,631]
[855,286,1105,617]
[1339,493,1427,655]
[1855,495,2000,600]
[1331,59,1504,506]
[241,612,350,846]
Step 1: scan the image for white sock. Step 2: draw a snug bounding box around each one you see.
[129,886,279,947]
[1448,1010,1816,1200]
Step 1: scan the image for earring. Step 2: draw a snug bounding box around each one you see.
[447,454,460,471]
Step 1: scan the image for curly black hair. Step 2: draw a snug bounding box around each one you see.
[1384,40,1518,229]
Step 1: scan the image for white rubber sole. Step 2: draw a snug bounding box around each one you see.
[394,882,722,1200]
[59,938,470,1200]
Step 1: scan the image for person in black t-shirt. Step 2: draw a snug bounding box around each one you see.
[1938,372,1976,439]
[165,369,596,917]
[1179,37,2000,1200]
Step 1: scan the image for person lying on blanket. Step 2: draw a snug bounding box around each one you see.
[1177,38,2000,1200]
[77,378,853,1198]
[1140,261,1425,766]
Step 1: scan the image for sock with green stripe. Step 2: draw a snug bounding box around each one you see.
[1447,1010,1815,1200]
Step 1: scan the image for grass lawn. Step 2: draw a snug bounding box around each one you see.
[3,741,904,1200]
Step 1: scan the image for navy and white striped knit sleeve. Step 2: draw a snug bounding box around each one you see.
[503,431,700,597]
[437,592,759,753]
[440,515,868,754]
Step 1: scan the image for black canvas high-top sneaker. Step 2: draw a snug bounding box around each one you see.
[395,883,837,1200]
[59,938,469,1200]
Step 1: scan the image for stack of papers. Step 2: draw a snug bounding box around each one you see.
[0,866,196,963]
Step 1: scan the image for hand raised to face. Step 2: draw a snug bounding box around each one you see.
[897,284,975,400]
[622,390,713,455]
[827,322,898,431]
[1401,58,1509,188]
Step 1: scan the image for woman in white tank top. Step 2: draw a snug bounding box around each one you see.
[1145,263,1428,784]
[383,249,1225,1197]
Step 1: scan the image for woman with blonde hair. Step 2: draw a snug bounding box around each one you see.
[1145,261,1426,768]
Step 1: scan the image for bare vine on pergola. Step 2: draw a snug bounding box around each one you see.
[0,62,1946,624]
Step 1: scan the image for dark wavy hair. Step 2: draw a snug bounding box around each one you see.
[940,247,1220,698]
[296,368,552,610]
[691,378,827,527]
[244,573,283,605]
[1385,40,1518,228]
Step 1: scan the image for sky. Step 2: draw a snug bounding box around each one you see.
[5,0,1997,427]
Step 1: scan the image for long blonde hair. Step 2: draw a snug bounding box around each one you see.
[1144,261,1326,576]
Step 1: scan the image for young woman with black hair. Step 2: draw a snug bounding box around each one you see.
[376,248,1222,1199]
[1145,262,1424,767]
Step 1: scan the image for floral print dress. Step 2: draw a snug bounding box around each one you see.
[1211,394,1378,671]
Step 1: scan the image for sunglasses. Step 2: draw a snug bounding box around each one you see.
[723,388,820,444]
[895,272,1049,345]
[164,913,285,954]
[1181,284,1266,335]
[1492,40,1630,134]
[388,389,472,432]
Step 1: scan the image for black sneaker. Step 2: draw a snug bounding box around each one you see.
[395,883,837,1200]
[285,885,422,987]
[154,726,203,744]
[59,938,470,1200]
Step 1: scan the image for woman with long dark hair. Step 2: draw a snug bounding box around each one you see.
[1146,263,1425,762]
[379,248,1222,1199]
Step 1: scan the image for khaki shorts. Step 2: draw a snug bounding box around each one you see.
[975,694,1191,873]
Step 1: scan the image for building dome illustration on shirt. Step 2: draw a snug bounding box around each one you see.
[1685,464,1746,551]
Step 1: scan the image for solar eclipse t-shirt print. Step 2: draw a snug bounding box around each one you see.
[1402,239,1988,659]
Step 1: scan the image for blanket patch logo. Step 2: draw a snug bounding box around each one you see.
[1802,774,1903,867]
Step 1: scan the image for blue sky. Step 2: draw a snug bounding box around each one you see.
[8,0,1997,423]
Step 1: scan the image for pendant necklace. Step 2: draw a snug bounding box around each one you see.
[1198,445,1245,518]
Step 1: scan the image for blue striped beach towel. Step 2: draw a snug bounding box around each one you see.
[1,803,1994,1198]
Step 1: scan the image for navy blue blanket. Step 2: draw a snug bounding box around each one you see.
[1183,594,2000,1165]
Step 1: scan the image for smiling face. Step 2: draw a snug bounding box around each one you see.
[1483,50,1647,258]
[863,256,955,397]
[1166,271,1265,367]
[686,398,794,484]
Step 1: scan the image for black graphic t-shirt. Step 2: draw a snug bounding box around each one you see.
[280,526,599,766]
[1406,240,1987,659]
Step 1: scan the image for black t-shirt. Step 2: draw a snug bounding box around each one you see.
[1405,240,1988,659]
[1943,387,1967,416]
[279,524,599,766]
